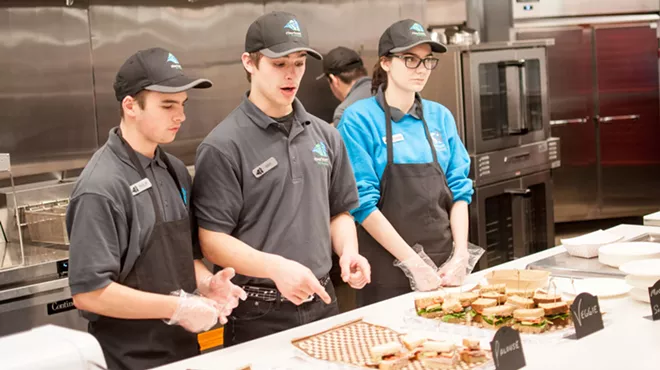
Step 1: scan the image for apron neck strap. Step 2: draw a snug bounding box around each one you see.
[382,92,438,164]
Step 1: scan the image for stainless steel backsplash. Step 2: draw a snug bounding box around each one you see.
[0,0,427,176]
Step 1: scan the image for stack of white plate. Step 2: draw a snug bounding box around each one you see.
[561,229,624,258]
[619,259,660,303]
[598,241,660,267]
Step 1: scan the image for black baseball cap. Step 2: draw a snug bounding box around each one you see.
[315,46,364,80]
[378,19,447,57]
[113,47,212,101]
[245,11,322,60]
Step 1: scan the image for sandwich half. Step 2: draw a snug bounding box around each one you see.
[479,283,506,295]
[533,292,562,305]
[460,338,488,364]
[415,294,445,319]
[481,291,507,305]
[507,295,536,309]
[416,341,459,369]
[368,342,410,370]
[480,305,515,329]
[401,333,427,351]
[512,308,549,334]
[506,288,535,298]
[469,298,497,324]
[539,301,572,327]
[440,298,469,323]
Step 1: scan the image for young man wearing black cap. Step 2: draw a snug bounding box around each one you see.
[66,47,246,370]
[317,46,373,126]
[192,11,372,347]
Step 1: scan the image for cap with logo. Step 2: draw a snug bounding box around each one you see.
[113,47,212,101]
[245,11,322,60]
[378,19,447,57]
[315,46,364,80]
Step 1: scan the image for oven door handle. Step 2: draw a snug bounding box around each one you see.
[500,59,529,135]
[598,114,640,123]
[550,117,589,126]
[504,188,531,197]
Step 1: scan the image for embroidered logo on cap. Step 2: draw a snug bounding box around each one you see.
[312,142,330,166]
[166,52,182,70]
[410,23,426,37]
[284,19,302,37]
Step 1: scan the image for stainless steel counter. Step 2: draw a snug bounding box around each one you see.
[527,231,660,278]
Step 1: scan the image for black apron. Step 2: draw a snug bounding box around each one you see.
[88,133,199,370]
[356,95,454,307]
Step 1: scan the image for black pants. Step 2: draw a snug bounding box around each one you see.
[223,283,339,347]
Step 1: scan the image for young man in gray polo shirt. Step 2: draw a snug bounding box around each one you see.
[66,47,246,370]
[317,46,373,126]
[192,11,372,347]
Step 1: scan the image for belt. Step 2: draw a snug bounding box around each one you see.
[240,275,331,303]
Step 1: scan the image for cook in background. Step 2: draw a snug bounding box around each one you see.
[66,48,246,370]
[337,19,474,306]
[191,11,371,347]
[316,46,373,127]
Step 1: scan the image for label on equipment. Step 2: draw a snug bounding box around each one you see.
[47,298,76,315]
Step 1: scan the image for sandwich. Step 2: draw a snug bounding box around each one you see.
[368,342,410,370]
[479,283,506,295]
[468,298,497,323]
[480,305,515,329]
[481,291,507,305]
[415,341,459,369]
[538,301,572,327]
[506,288,535,298]
[401,333,427,351]
[512,308,549,334]
[506,295,536,309]
[533,292,562,305]
[460,338,488,364]
[415,294,444,319]
[450,292,479,307]
[440,298,469,323]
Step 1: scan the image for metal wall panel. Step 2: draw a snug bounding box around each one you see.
[89,1,263,164]
[0,3,98,173]
[513,0,659,20]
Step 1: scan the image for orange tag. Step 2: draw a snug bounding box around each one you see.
[197,327,224,351]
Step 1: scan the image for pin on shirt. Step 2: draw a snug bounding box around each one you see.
[130,178,152,196]
[382,133,405,144]
[252,157,278,178]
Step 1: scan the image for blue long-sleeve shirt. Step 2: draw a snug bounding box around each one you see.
[337,95,474,224]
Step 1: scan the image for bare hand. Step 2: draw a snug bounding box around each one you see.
[270,257,332,305]
[339,252,371,289]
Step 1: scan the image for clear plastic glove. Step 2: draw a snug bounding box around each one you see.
[164,290,220,333]
[438,242,485,287]
[198,268,247,320]
[393,244,442,291]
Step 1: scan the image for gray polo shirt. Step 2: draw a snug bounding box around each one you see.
[66,128,199,305]
[192,94,359,287]
[375,86,422,122]
[332,77,373,127]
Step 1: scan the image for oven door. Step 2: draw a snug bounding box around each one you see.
[462,48,550,154]
[470,170,554,270]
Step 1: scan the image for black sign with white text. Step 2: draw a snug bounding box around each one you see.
[570,292,604,339]
[649,279,660,321]
[46,298,75,315]
[490,326,526,370]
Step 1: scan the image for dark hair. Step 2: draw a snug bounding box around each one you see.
[244,52,263,83]
[371,56,392,94]
[333,65,368,84]
[119,90,148,119]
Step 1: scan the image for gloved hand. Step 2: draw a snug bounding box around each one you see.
[165,290,220,333]
[394,244,442,291]
[198,268,247,322]
[437,248,469,287]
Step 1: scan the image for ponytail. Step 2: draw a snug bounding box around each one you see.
[371,56,391,94]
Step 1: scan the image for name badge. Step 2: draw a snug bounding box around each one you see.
[382,133,405,144]
[252,157,278,178]
[130,178,152,196]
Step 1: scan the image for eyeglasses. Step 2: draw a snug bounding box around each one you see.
[392,54,439,70]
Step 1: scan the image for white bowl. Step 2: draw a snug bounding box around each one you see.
[630,287,651,303]
[598,242,660,267]
[619,258,660,277]
[561,230,624,258]
[625,274,660,290]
